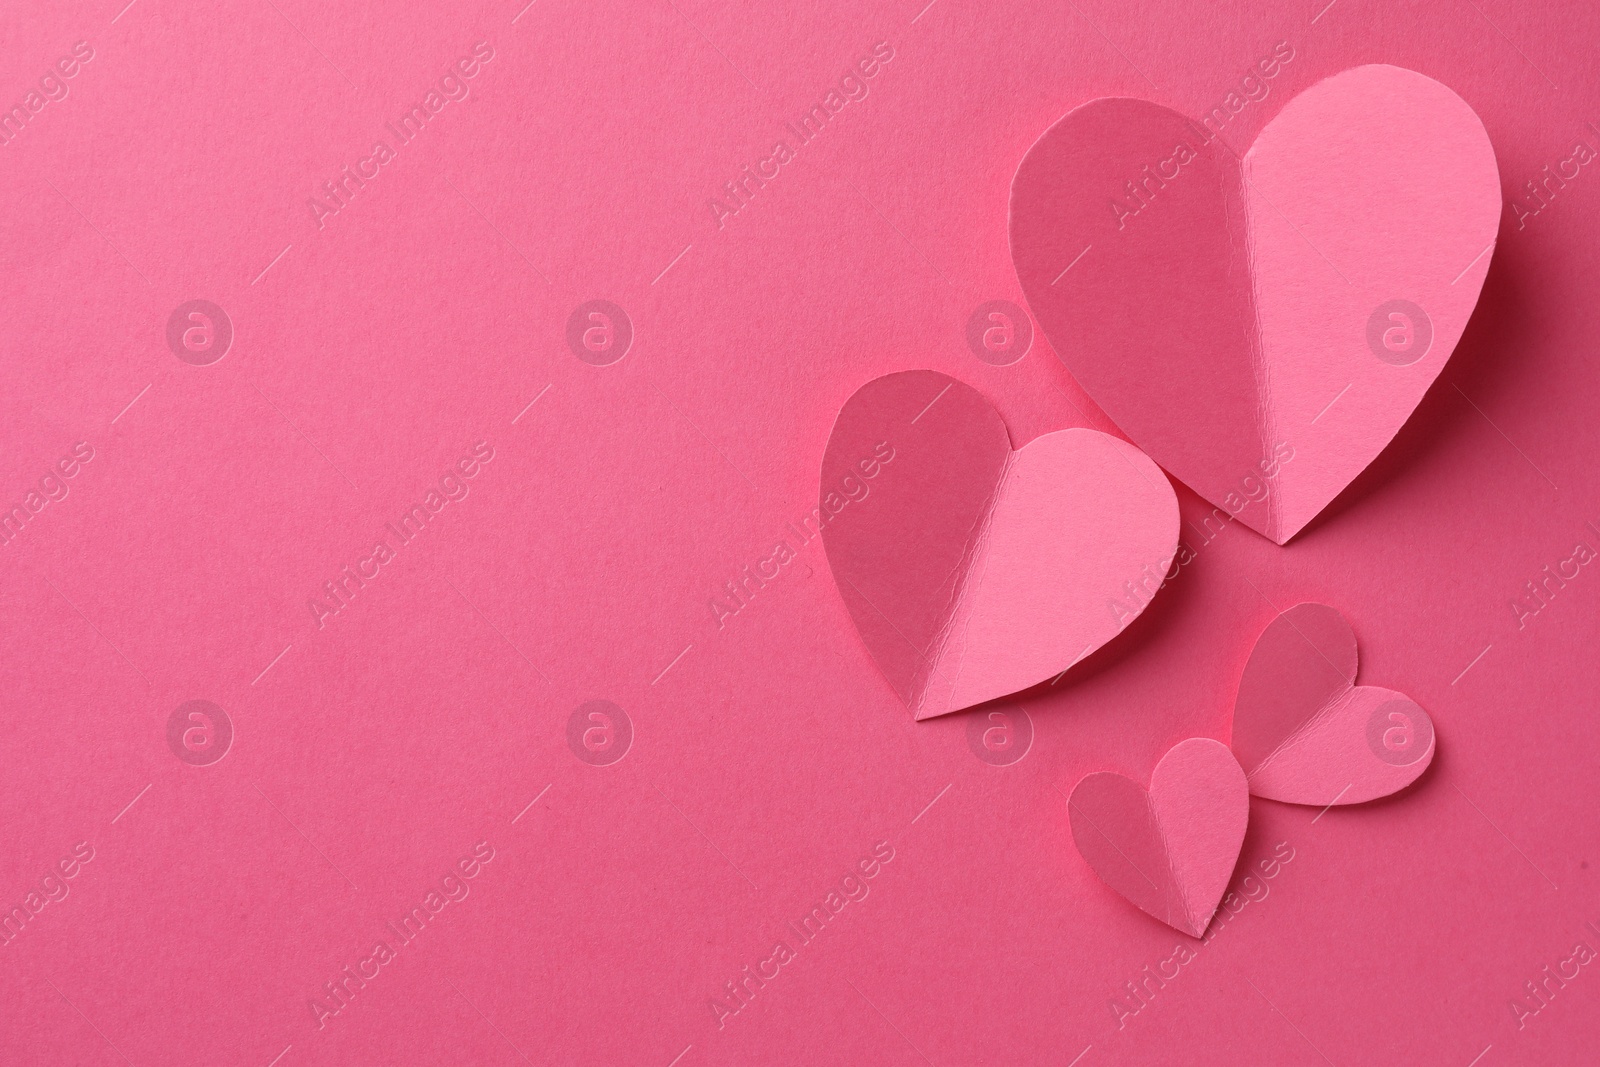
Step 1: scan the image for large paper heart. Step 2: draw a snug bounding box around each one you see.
[820,370,1178,719]
[1068,738,1248,937]
[1232,603,1435,806]
[1010,65,1501,544]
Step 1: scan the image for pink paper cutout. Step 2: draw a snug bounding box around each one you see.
[1010,65,1501,544]
[1068,738,1249,937]
[1232,603,1436,806]
[820,370,1179,719]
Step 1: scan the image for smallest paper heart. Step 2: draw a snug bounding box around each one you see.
[1068,738,1248,937]
[1232,603,1436,806]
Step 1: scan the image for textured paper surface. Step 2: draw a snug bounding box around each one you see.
[1011,65,1501,543]
[820,370,1178,718]
[4,2,1600,1065]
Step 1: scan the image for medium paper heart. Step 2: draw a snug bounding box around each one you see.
[1010,65,1501,544]
[1068,738,1248,937]
[820,370,1178,719]
[1232,603,1435,806]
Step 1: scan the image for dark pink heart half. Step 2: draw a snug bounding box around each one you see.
[1011,65,1500,543]
[1068,738,1248,937]
[1232,602,1436,806]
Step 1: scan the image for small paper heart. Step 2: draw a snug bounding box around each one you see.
[1068,738,1248,937]
[1231,602,1436,806]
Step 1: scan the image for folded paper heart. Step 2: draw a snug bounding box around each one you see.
[1068,738,1248,937]
[1231,602,1435,806]
[820,370,1178,719]
[1011,65,1501,544]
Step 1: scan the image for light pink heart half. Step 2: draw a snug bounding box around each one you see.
[820,370,1178,719]
[1011,65,1501,544]
[1068,738,1249,937]
[1232,602,1436,806]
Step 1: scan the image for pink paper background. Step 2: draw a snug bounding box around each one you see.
[2,1,1598,1064]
